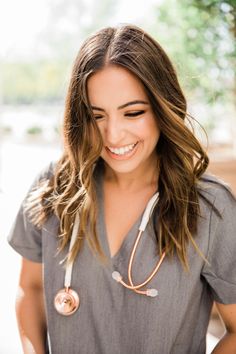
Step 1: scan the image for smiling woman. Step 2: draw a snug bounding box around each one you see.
[7,24,236,354]
[87,65,160,175]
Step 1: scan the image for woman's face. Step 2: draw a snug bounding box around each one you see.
[87,65,160,176]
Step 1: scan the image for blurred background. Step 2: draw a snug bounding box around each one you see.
[0,0,235,352]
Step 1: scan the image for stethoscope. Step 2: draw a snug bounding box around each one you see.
[54,192,166,316]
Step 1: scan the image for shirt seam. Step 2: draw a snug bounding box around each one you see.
[202,270,236,287]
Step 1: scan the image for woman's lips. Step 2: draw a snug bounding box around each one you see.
[105,142,139,160]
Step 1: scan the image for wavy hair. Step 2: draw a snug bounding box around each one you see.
[26,24,219,269]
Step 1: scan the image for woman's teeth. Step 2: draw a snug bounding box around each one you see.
[108,143,137,155]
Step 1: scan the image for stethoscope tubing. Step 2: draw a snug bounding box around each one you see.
[64,213,80,288]
[112,192,166,296]
[55,190,166,315]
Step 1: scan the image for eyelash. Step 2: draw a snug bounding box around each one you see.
[94,110,145,120]
[125,110,145,117]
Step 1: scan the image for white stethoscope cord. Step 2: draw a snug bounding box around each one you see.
[54,191,165,316]
[64,213,80,288]
[54,213,81,316]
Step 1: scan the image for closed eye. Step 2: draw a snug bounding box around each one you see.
[93,115,104,120]
[93,110,145,120]
[125,110,145,117]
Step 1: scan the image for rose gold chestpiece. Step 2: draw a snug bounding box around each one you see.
[54,288,80,316]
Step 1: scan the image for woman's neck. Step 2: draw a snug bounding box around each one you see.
[103,159,159,193]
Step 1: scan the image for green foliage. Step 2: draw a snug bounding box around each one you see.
[1,0,118,105]
[150,0,235,105]
[1,0,235,107]
[26,126,43,135]
[2,60,70,104]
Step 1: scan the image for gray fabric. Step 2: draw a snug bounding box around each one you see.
[8,164,236,354]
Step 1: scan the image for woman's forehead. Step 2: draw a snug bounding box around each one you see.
[87,65,148,107]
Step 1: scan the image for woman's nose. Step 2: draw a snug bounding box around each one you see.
[104,117,124,145]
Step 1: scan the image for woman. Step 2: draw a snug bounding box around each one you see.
[8,24,236,353]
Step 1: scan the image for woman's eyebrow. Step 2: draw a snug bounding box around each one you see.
[91,100,149,112]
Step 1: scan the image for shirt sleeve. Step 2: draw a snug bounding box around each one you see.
[201,183,236,304]
[7,162,55,263]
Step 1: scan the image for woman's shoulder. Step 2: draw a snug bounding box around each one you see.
[35,161,56,182]
[24,161,57,203]
[197,172,236,213]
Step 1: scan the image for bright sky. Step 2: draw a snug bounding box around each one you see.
[0,0,161,59]
[0,0,50,57]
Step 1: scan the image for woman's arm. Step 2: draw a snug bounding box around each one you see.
[16,258,47,354]
[211,302,236,354]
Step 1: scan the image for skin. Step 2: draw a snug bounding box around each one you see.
[87,64,161,191]
[16,64,236,353]
[211,302,236,353]
[16,259,47,354]
[87,64,161,258]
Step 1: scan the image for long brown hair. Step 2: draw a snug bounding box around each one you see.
[26,24,218,269]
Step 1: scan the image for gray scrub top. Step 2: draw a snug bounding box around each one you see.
[8,163,236,354]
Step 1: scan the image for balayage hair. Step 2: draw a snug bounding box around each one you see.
[26,24,220,269]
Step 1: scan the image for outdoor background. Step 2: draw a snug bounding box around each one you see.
[0,0,235,352]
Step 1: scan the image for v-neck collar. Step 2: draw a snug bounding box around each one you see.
[101,192,142,262]
[95,166,148,264]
